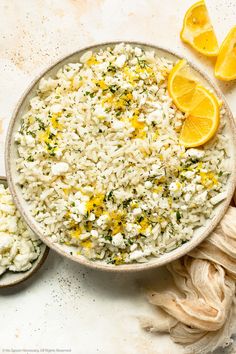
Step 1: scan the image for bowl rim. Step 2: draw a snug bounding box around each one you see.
[0,176,49,288]
[5,41,236,272]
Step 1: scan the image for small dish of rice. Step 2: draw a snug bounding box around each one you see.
[6,42,236,270]
[0,177,48,287]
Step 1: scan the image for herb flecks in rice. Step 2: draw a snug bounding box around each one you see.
[15,44,230,264]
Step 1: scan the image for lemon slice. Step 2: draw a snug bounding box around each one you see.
[215,26,236,81]
[168,59,199,112]
[168,60,220,147]
[180,1,219,57]
[179,85,220,147]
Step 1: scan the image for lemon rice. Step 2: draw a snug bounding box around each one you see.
[15,43,230,264]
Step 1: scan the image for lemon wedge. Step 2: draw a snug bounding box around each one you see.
[215,26,236,81]
[180,0,219,57]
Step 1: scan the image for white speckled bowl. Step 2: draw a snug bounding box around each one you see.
[5,42,236,272]
[0,176,49,287]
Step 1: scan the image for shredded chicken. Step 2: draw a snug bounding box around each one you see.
[141,206,236,354]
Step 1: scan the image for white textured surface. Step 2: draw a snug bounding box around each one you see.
[0,1,235,353]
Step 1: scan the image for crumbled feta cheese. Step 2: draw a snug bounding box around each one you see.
[126,223,141,237]
[144,181,153,189]
[25,134,35,147]
[88,213,96,221]
[133,208,142,216]
[91,230,99,238]
[77,202,87,215]
[0,203,15,215]
[114,54,126,68]
[169,182,182,197]
[112,120,125,130]
[97,214,109,227]
[129,250,144,261]
[55,149,63,157]
[94,105,107,117]
[51,162,69,176]
[0,233,13,251]
[14,132,22,143]
[148,109,163,123]
[186,148,205,159]
[50,104,62,114]
[134,47,142,56]
[184,184,196,193]
[184,171,195,179]
[74,191,89,202]
[195,191,208,205]
[159,198,169,209]
[112,233,125,248]
[184,193,191,203]
[150,163,161,174]
[194,175,201,183]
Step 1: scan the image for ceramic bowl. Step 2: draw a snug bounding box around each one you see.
[5,42,236,272]
[0,176,49,287]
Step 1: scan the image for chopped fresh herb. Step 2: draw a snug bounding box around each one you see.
[106,190,113,201]
[48,132,55,140]
[27,155,34,162]
[176,210,181,222]
[107,65,116,73]
[122,198,132,208]
[35,117,46,131]
[181,239,188,245]
[45,142,53,150]
[27,131,36,138]
[190,158,199,164]
[218,171,223,177]
[136,57,147,68]
[105,235,112,241]
[109,85,118,93]
[107,258,115,264]
[115,110,122,117]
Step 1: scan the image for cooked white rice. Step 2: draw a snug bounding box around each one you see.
[0,184,41,274]
[15,43,230,264]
